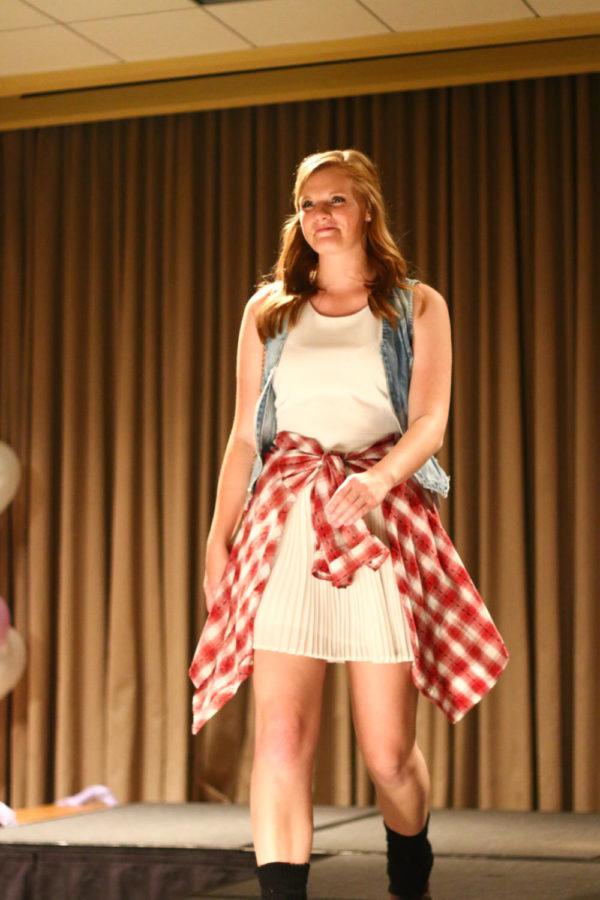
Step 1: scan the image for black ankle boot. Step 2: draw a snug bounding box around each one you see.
[255,860,311,899]
[384,813,434,899]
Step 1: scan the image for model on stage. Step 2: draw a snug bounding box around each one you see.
[189,148,509,899]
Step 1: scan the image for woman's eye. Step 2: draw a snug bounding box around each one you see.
[301,196,344,209]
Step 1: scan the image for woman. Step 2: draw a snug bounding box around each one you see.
[189,149,509,900]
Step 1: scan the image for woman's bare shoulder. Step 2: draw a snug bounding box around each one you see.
[248,279,283,316]
[412,281,448,319]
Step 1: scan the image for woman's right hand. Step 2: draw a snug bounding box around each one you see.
[203,540,231,615]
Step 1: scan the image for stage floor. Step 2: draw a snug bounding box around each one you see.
[0,803,598,899]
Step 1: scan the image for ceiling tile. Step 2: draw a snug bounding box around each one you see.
[361,0,533,30]
[531,0,600,12]
[22,0,196,22]
[70,9,250,61]
[209,0,389,45]
[0,25,117,75]
[0,0,55,30]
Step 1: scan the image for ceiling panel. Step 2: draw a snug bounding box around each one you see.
[209,0,389,46]
[361,0,533,30]
[0,25,117,75]
[0,0,55,30]
[70,8,250,61]
[23,0,196,20]
[532,0,600,11]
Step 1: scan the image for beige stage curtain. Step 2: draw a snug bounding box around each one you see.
[0,73,598,813]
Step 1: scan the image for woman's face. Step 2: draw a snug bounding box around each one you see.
[298,166,369,256]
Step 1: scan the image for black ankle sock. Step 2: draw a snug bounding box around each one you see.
[384,813,433,897]
[255,860,311,899]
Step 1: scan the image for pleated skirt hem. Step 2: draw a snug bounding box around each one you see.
[252,643,415,664]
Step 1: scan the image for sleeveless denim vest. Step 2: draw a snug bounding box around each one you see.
[246,278,450,501]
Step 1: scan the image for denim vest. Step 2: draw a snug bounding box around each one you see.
[246,278,450,501]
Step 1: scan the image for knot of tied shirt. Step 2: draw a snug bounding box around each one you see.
[270,432,392,589]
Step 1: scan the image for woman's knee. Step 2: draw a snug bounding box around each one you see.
[254,708,315,769]
[365,740,420,786]
[252,650,326,769]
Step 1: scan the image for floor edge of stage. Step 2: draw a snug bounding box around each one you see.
[0,803,598,899]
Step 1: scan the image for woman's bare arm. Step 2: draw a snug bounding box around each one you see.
[370,282,452,489]
[207,285,272,549]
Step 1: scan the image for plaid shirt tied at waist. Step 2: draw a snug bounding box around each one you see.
[268,434,397,588]
[188,431,509,735]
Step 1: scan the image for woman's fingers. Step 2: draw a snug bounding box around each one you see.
[325,470,389,527]
[203,572,217,614]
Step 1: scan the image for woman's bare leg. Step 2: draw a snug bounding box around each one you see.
[250,648,327,865]
[346,660,430,833]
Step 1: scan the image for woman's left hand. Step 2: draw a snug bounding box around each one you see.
[324,467,393,528]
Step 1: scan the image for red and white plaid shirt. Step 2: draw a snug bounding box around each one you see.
[189,431,509,735]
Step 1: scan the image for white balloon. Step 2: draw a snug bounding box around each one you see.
[0,442,21,514]
[0,801,17,827]
[0,628,27,700]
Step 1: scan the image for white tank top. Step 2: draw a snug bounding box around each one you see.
[273,300,401,453]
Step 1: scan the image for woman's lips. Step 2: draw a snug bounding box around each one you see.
[316,226,336,234]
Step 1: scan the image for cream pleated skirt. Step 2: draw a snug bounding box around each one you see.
[253,475,415,663]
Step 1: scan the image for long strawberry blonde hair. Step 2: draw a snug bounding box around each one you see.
[253,148,416,341]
